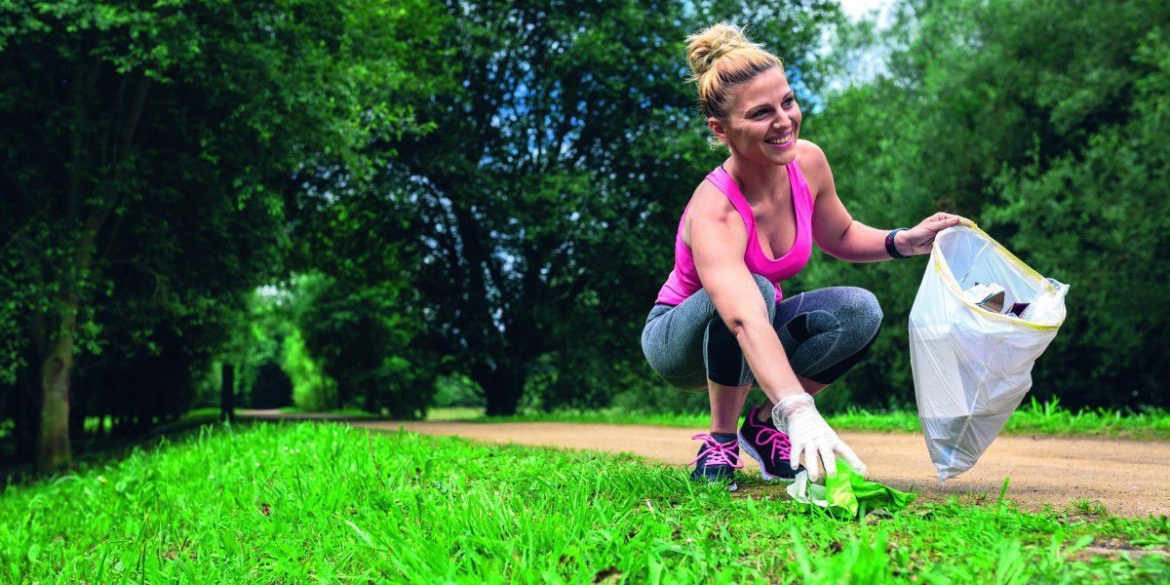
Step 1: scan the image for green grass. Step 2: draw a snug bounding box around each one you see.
[165,407,228,429]
[436,398,1170,441]
[2,422,1166,583]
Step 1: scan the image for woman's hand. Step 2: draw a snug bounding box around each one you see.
[897,212,973,257]
[772,393,866,482]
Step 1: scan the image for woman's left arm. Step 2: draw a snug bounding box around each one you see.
[801,141,970,261]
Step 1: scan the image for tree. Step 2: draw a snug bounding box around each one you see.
[391,0,842,414]
[811,0,1170,409]
[0,0,449,469]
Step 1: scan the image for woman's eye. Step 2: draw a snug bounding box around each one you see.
[783,98,795,107]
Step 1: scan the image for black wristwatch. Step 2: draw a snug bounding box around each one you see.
[885,228,910,259]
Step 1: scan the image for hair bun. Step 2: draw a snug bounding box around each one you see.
[687,23,750,78]
[684,23,782,121]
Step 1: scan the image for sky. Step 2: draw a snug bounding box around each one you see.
[838,0,895,25]
[823,0,897,92]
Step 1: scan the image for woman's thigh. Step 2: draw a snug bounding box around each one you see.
[641,276,776,390]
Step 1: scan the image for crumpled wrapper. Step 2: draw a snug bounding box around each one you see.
[786,460,917,518]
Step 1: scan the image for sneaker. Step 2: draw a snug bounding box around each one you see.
[738,406,804,482]
[689,433,743,491]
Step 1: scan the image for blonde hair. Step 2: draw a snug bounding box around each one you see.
[686,23,784,120]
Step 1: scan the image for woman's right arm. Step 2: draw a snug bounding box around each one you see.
[687,185,867,480]
[686,186,806,405]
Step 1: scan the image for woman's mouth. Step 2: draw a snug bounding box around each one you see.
[765,133,793,147]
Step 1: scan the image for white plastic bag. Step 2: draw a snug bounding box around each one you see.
[909,226,1067,482]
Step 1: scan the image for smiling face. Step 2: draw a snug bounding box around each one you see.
[708,67,802,166]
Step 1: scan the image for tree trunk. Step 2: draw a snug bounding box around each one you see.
[480,364,525,416]
[69,372,86,442]
[221,362,235,423]
[38,328,74,472]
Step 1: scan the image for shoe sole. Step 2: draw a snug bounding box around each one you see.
[738,432,797,483]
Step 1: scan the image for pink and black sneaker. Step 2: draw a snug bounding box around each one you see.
[689,433,743,491]
[738,405,804,482]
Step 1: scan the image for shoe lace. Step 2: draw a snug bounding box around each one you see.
[753,426,792,464]
[690,434,743,469]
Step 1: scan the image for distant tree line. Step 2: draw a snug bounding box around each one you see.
[0,0,451,470]
[808,0,1170,412]
[3,0,1167,472]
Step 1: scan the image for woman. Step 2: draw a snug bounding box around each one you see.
[641,23,969,490]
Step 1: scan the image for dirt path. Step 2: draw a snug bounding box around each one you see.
[239,411,1169,518]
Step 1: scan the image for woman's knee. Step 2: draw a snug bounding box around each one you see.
[801,288,883,384]
[838,287,883,337]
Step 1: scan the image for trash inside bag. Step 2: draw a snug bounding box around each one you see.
[786,460,916,518]
[909,226,1068,482]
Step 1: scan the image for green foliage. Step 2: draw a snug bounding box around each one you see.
[233,290,289,405]
[983,26,1170,409]
[289,271,431,418]
[0,263,26,385]
[0,0,452,465]
[221,285,336,412]
[7,0,1165,462]
[432,375,485,409]
[811,0,1170,409]
[611,384,713,417]
[281,329,337,412]
[249,362,293,409]
[1,423,1166,582]
[392,0,843,415]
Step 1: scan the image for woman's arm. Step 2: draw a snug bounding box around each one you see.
[687,181,866,480]
[687,184,805,404]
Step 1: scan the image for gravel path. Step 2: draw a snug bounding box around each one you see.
[240,411,1169,518]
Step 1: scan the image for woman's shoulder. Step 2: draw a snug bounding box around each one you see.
[682,172,743,243]
[688,173,736,217]
[683,177,748,249]
[795,139,830,173]
[794,139,832,195]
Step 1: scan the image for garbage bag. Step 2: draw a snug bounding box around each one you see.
[909,225,1067,482]
[786,460,917,518]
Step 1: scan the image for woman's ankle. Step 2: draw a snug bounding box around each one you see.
[756,403,773,423]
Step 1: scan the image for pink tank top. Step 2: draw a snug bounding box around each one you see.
[655,161,815,305]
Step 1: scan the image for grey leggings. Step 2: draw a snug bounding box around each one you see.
[641,275,883,390]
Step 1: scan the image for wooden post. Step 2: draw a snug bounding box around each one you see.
[221,363,235,423]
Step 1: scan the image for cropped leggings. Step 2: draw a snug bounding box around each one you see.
[641,275,883,390]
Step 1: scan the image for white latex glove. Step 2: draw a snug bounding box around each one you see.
[772,393,867,482]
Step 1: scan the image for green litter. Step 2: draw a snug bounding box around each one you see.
[786,459,917,519]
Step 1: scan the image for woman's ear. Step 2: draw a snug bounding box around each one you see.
[707,117,727,143]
